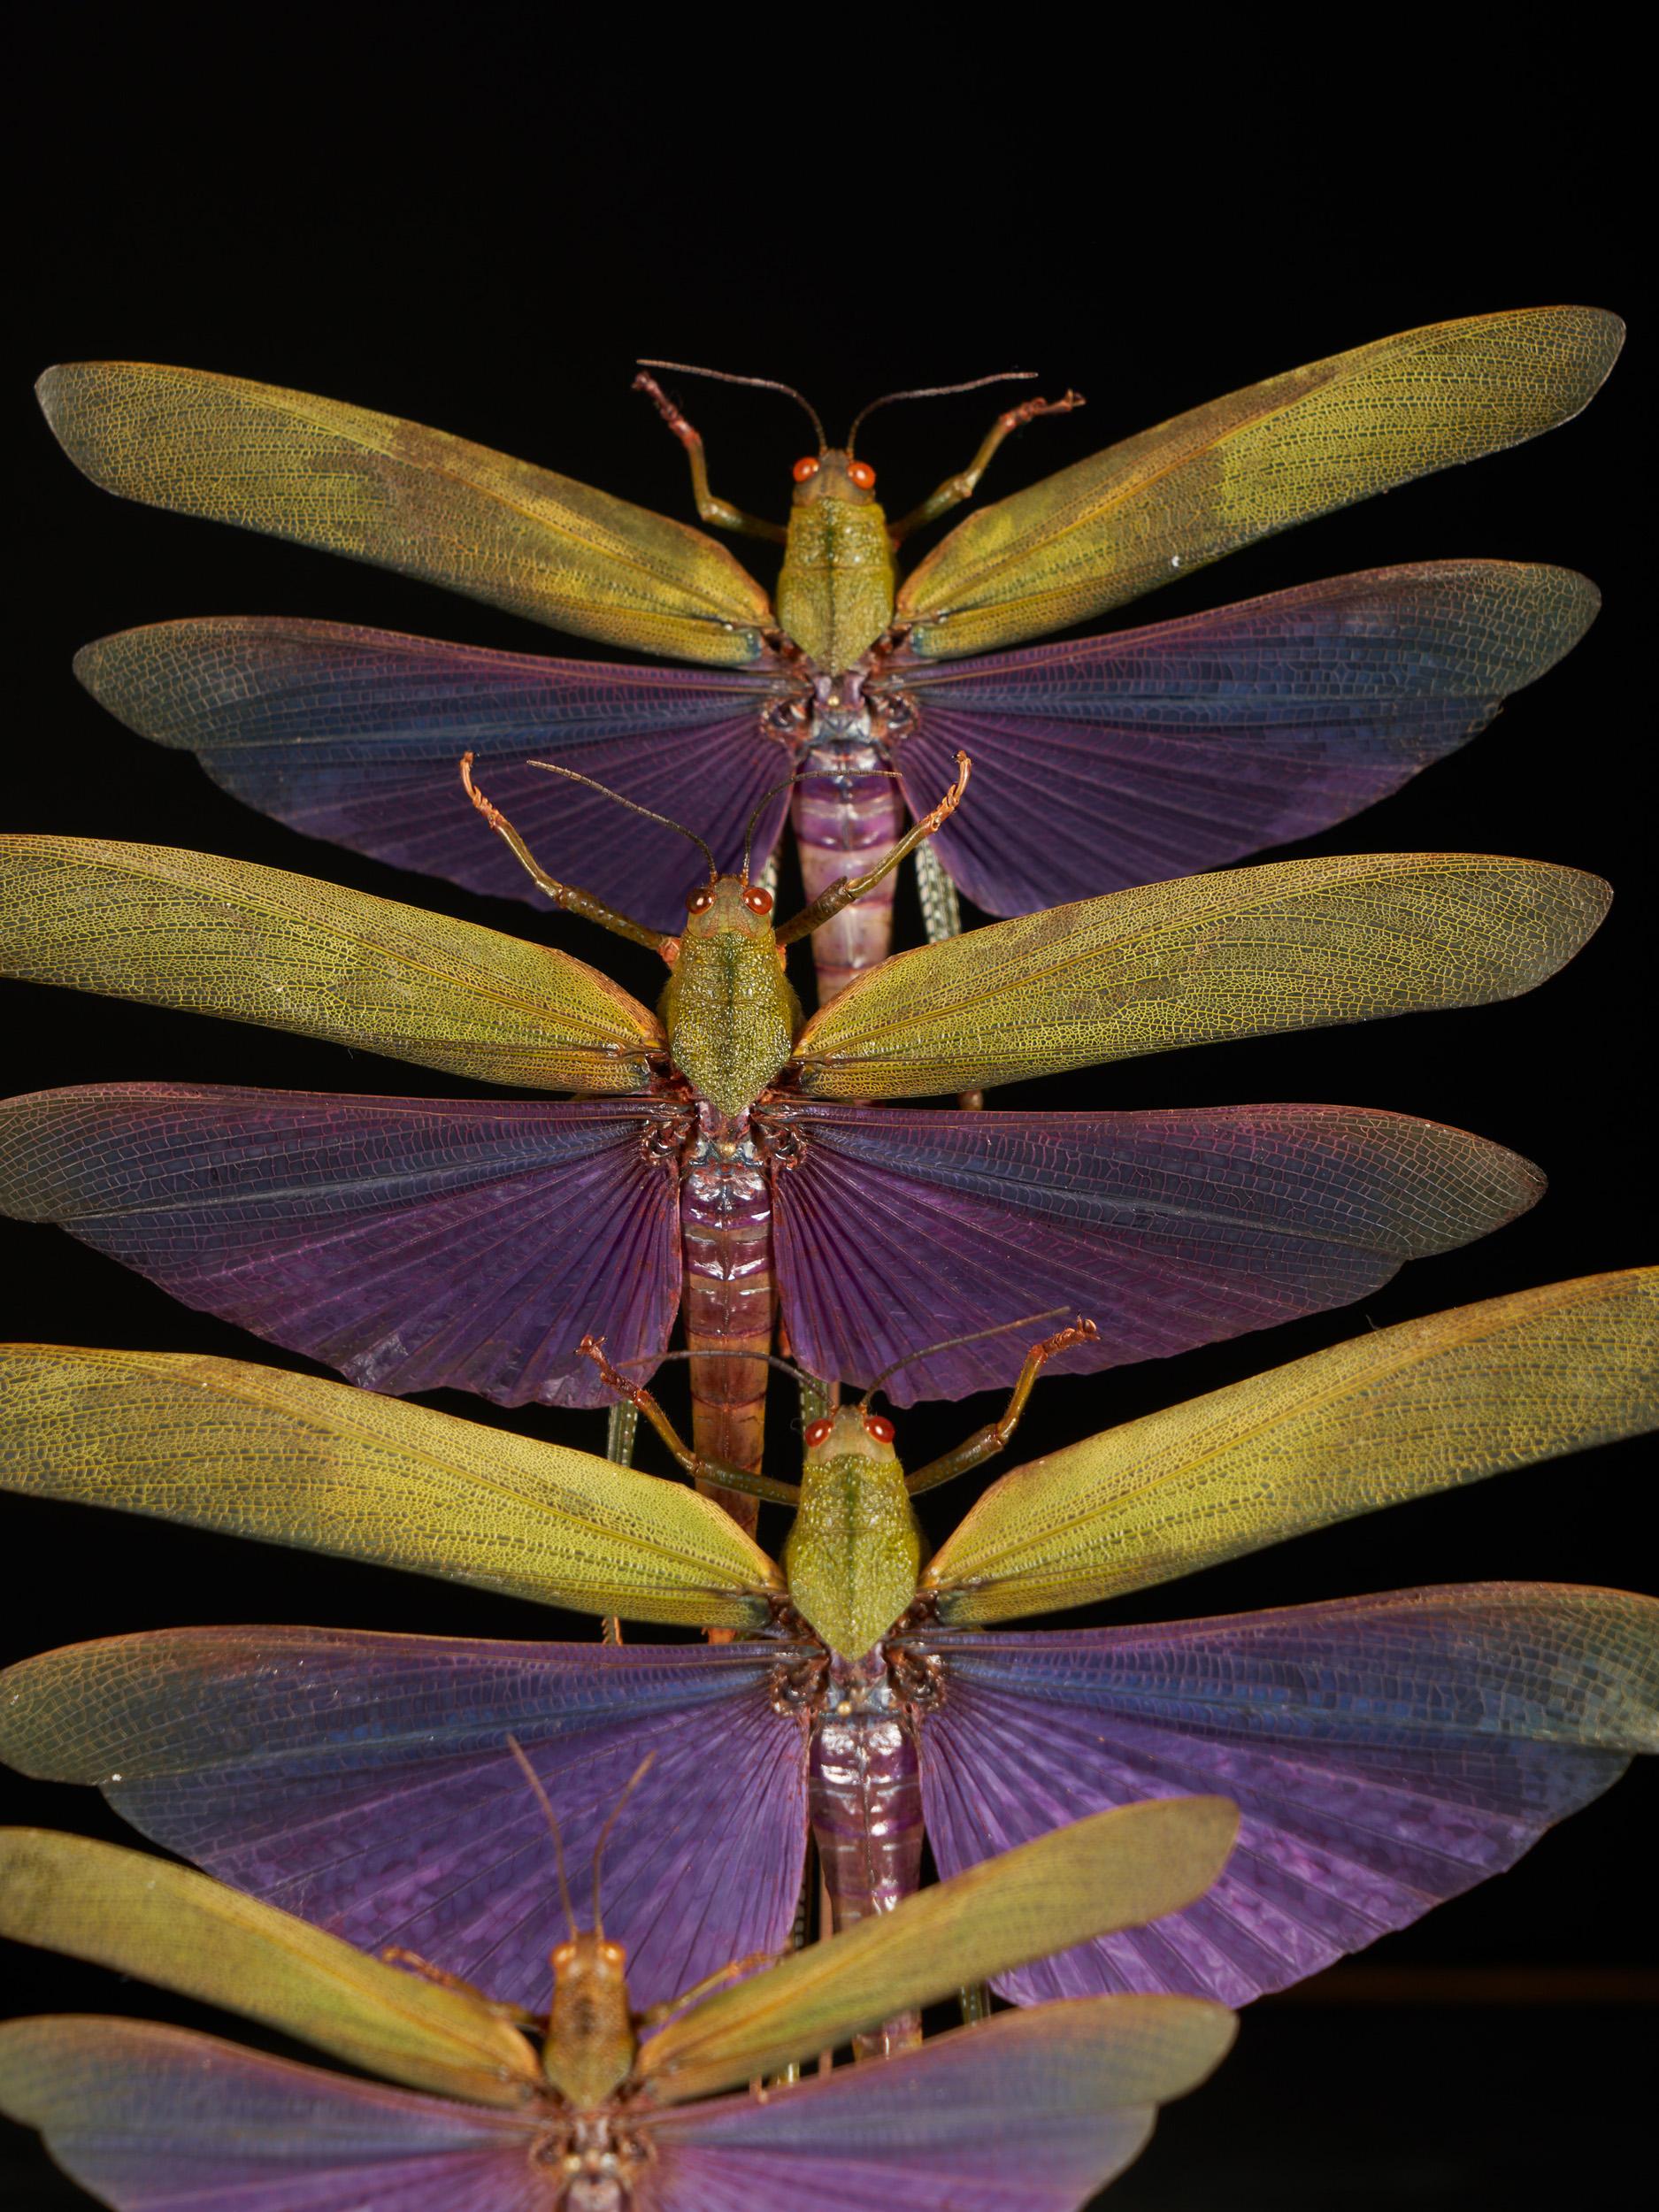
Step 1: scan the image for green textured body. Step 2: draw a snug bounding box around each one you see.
[784,1416,922,1658]
[657,881,801,1118]
[777,465,897,672]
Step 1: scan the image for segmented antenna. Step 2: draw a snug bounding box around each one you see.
[506,1733,578,1944]
[636,359,826,451]
[527,759,718,881]
[848,371,1038,452]
[588,1755,658,1939]
[859,1306,1071,1406]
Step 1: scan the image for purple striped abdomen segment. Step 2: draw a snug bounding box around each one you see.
[680,1108,775,1530]
[792,732,907,1004]
[808,1655,926,2055]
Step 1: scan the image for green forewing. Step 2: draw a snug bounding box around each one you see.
[37,363,775,665]
[638,1795,1238,2102]
[0,1830,541,2107]
[793,853,1609,1099]
[898,308,1624,656]
[0,837,662,1092]
[0,1346,779,1628]
[926,1270,1659,1623]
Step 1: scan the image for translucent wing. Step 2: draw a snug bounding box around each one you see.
[891,564,1601,913]
[38,361,776,664]
[0,1626,806,2014]
[76,618,794,930]
[636,1795,1236,2102]
[0,1832,540,2105]
[0,1086,684,1409]
[926,1269,1658,1620]
[0,2019,552,2212]
[913,1586,1659,2008]
[898,307,1624,656]
[793,852,1608,1100]
[0,838,661,1091]
[772,1102,1541,1403]
[0,1344,778,1629]
[643,1998,1235,2212]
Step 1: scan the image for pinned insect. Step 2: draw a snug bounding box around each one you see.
[2,1271,1652,2032]
[0,827,1603,1508]
[42,311,1620,1002]
[0,1806,1239,2212]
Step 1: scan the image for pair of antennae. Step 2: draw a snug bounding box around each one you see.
[506,1735,655,1947]
[523,759,849,886]
[857,1307,1071,1406]
[636,358,1037,456]
[606,1306,1073,1406]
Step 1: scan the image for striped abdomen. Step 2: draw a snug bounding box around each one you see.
[680,1104,773,1536]
[792,720,906,1005]
[808,1649,926,2055]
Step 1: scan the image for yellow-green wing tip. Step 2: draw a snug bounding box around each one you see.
[1483,304,1625,407]
[1470,857,1611,981]
[1156,1793,1240,1897]
[35,363,106,449]
[1152,1996,1239,2092]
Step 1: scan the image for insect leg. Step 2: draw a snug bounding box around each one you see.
[903,1317,1099,1496]
[633,1948,781,2029]
[459,756,672,954]
[633,372,789,543]
[380,1947,540,2026]
[577,1336,801,1505]
[887,388,1086,544]
[775,752,972,946]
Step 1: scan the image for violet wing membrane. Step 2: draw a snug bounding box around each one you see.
[0,1808,1240,2212]
[40,309,1620,999]
[0,837,1604,1446]
[71,563,1602,933]
[0,1269,1652,2020]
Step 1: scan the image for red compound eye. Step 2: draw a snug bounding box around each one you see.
[847,459,876,489]
[686,887,715,915]
[792,455,820,482]
[742,885,773,915]
[805,1417,834,1449]
[864,1412,895,1444]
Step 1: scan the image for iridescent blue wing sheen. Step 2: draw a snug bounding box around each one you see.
[76,618,795,930]
[769,1103,1541,1403]
[887,565,1600,915]
[0,1086,685,1407]
[0,2018,552,2212]
[912,1586,1659,2007]
[0,1626,807,2016]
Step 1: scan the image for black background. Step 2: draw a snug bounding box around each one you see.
[4,25,1651,2210]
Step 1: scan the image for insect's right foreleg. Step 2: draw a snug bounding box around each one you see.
[633,372,788,543]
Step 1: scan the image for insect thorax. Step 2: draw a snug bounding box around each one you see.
[784,1448,923,1660]
[539,2111,653,2210]
[777,494,897,672]
[658,909,801,1118]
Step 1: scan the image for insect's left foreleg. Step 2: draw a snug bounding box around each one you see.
[904,1317,1099,1496]
[776,752,971,946]
[887,388,1085,544]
